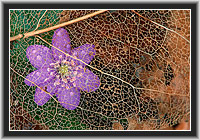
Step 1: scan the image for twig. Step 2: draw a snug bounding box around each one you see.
[10,34,23,41]
[10,10,108,42]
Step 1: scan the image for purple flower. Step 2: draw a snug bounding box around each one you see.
[24,28,100,110]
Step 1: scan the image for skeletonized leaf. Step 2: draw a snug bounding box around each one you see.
[10,10,190,130]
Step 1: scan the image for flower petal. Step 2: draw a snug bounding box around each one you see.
[52,28,71,60]
[26,45,55,69]
[56,87,80,110]
[71,44,96,66]
[24,68,56,87]
[74,68,100,92]
[34,82,57,106]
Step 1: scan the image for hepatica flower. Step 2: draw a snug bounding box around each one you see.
[24,28,100,110]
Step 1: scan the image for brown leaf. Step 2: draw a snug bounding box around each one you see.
[112,122,124,130]
[175,120,190,130]
[10,10,190,130]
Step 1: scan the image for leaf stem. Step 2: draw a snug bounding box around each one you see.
[10,10,108,42]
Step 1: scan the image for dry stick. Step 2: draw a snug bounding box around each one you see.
[132,10,190,43]
[10,34,24,41]
[10,10,108,42]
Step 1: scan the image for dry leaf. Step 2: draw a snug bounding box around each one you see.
[10,10,190,130]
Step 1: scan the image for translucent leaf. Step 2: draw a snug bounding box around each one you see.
[10,10,190,130]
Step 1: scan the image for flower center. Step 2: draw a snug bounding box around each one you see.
[49,56,83,88]
[59,65,68,75]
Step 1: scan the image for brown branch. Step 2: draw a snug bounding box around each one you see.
[10,34,24,41]
[10,10,108,42]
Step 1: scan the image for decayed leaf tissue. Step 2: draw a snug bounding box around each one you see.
[10,10,190,130]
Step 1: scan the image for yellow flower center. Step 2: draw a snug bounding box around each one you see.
[59,65,68,75]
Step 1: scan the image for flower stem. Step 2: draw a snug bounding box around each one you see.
[10,10,108,42]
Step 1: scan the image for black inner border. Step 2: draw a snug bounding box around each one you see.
[4,3,197,137]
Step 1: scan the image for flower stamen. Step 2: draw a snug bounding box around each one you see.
[50,72,55,76]
[65,85,69,89]
[77,73,83,77]
[56,75,60,79]
[50,63,55,66]
[62,78,68,83]
[73,71,78,76]
[70,77,76,82]
[73,83,76,87]
[71,60,75,66]
[54,80,60,86]
[47,68,51,72]
[59,55,62,59]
